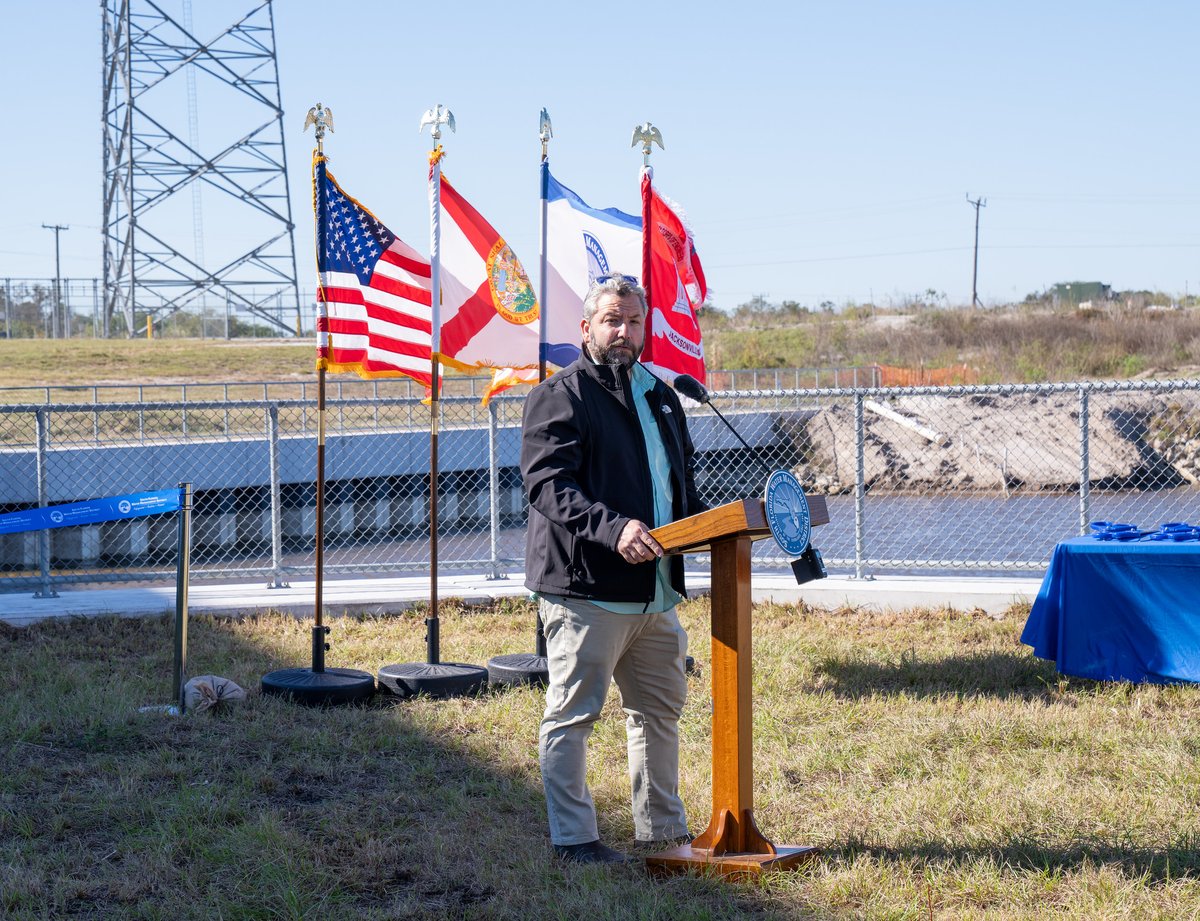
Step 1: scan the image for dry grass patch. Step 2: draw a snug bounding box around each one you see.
[2,598,1198,919]
[0,339,314,390]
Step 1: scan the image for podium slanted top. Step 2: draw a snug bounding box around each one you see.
[652,496,829,556]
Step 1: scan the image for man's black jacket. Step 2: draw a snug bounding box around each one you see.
[521,354,705,604]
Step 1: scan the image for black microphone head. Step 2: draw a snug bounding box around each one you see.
[673,373,710,404]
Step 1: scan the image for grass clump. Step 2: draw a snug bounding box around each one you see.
[2,598,1198,919]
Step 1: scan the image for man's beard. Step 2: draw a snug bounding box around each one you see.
[588,332,642,368]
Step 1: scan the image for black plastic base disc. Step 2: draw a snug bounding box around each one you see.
[685,655,697,675]
[377,662,489,699]
[487,653,549,689]
[261,667,376,706]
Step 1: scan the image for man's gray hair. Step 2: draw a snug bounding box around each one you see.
[582,274,647,321]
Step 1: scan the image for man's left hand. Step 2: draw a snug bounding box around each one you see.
[617,520,664,565]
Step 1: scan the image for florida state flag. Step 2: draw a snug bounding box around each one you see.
[640,166,707,384]
[436,172,540,374]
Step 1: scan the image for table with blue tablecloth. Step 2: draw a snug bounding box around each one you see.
[1022,536,1200,684]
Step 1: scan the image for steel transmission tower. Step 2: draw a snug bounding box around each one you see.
[101,0,300,337]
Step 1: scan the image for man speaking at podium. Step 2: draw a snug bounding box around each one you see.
[521,273,706,865]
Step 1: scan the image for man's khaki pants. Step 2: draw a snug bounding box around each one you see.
[538,595,690,846]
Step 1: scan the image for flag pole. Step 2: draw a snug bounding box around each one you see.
[424,106,452,666]
[312,113,331,671]
[537,108,552,384]
[484,110,557,689]
[535,111,552,662]
[262,102,375,706]
[373,106,487,699]
[633,121,664,311]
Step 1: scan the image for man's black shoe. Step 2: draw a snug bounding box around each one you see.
[553,840,638,865]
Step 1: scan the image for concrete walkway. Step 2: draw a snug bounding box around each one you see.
[0,571,1043,628]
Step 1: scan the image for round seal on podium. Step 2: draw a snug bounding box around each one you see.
[764,469,811,557]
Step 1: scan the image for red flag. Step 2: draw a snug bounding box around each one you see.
[640,167,707,384]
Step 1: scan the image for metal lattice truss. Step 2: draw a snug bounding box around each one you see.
[101,0,300,336]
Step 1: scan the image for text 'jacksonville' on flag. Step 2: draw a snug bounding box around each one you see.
[640,167,708,384]
[315,155,433,385]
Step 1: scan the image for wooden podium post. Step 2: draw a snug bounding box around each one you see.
[645,496,828,878]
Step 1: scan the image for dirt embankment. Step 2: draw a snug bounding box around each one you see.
[784,391,1200,494]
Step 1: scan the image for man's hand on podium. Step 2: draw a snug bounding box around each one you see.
[618,519,664,564]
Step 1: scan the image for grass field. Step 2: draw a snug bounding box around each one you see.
[0,339,314,390]
[3,599,1198,920]
[5,300,1199,395]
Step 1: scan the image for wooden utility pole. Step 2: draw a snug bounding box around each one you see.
[966,195,986,307]
[42,224,69,337]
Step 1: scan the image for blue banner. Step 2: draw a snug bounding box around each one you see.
[0,489,183,535]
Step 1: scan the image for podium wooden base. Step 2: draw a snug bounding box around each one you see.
[647,499,832,884]
[644,843,819,880]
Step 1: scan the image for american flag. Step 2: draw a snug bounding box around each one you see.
[315,156,433,385]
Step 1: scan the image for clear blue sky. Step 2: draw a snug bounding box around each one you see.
[4,1,1197,309]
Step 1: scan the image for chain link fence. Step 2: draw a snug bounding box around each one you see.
[0,278,307,340]
[2,379,1198,594]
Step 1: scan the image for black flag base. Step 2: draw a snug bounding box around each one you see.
[377,661,489,699]
[488,614,550,689]
[262,626,376,706]
[487,652,549,688]
[261,667,376,706]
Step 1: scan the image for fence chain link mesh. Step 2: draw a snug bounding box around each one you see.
[2,380,1198,593]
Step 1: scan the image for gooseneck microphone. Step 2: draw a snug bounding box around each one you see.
[670,372,709,403]
[672,373,772,478]
[673,371,827,585]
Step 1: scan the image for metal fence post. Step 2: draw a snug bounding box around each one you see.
[174,482,192,710]
[267,404,286,588]
[92,387,100,444]
[34,408,57,598]
[487,401,502,580]
[1079,386,1091,535]
[854,391,869,580]
[3,278,10,339]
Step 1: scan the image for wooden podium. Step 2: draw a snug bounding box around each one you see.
[645,495,829,878]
